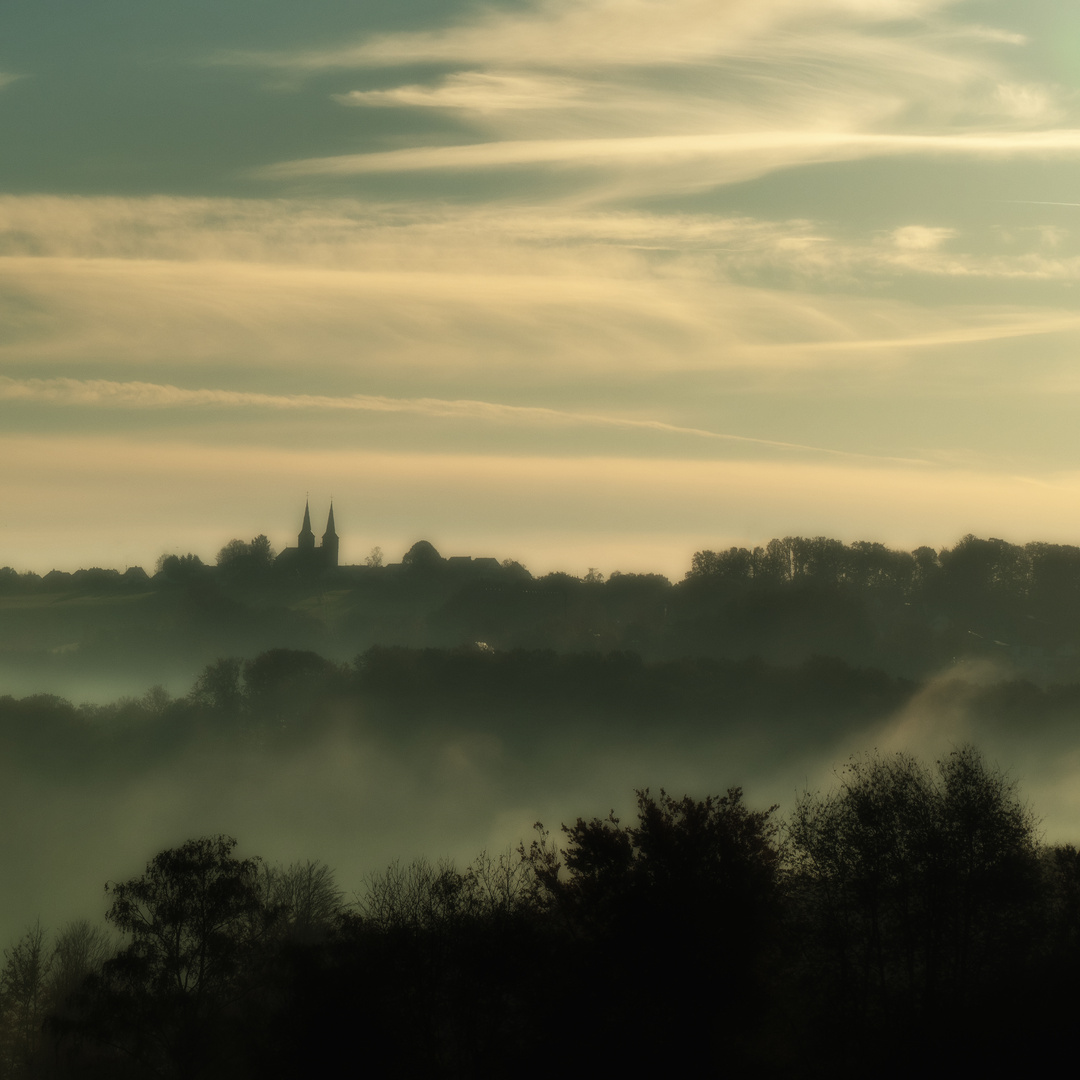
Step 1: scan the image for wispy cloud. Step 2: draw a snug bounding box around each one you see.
[5,197,1080,389]
[334,72,588,112]
[8,5,1080,579]
[264,129,1080,192]
[235,0,961,69]
[235,0,1072,205]
[776,314,1080,352]
[0,73,20,91]
[0,375,923,463]
[13,196,1073,286]
[892,226,957,251]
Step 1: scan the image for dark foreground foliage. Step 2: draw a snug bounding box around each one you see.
[2,747,1077,1078]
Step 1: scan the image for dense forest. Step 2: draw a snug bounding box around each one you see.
[4,533,1080,1074]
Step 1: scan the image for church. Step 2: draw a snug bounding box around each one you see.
[275,500,338,573]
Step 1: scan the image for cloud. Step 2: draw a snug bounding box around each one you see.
[334,72,588,112]
[774,313,1080,353]
[8,244,1078,382]
[5,197,1080,389]
[0,375,921,463]
[263,129,1080,195]
[232,0,1073,205]
[0,73,20,91]
[892,225,957,250]
[1,251,778,376]
[237,0,960,70]
[0,194,821,262]
[8,195,1080,281]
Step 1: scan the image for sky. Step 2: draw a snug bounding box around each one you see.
[6,0,1080,576]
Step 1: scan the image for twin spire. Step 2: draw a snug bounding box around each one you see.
[296,499,338,567]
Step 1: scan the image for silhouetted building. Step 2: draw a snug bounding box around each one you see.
[298,501,315,554]
[322,503,339,568]
[276,500,339,574]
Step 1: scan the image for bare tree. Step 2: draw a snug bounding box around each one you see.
[47,920,113,1012]
[261,860,343,942]
[0,921,52,1075]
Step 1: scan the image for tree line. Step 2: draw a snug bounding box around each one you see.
[7,643,1080,776]
[5,530,1079,601]
[9,532,1080,682]
[0,641,1040,770]
[1,746,1076,1077]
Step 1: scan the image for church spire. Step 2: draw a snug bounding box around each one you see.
[298,499,315,551]
[322,501,339,568]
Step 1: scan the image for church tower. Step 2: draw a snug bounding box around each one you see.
[322,502,339,568]
[298,500,316,553]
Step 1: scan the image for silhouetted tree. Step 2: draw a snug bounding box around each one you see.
[66,836,277,1077]
[189,657,245,717]
[216,536,275,579]
[260,861,343,944]
[0,922,51,1075]
[500,558,531,582]
[47,920,112,1014]
[789,746,1041,1050]
[402,540,443,571]
[104,836,270,1006]
[154,553,205,582]
[249,535,273,567]
[0,567,22,595]
[523,787,780,1069]
[241,649,342,731]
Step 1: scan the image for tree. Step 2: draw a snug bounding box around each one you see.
[365,545,384,568]
[402,540,443,571]
[346,850,541,1075]
[104,836,270,1009]
[0,567,23,595]
[154,553,205,581]
[215,539,250,570]
[789,747,1041,1027]
[260,861,343,943]
[241,649,342,730]
[0,922,51,1075]
[248,534,274,568]
[500,558,531,582]
[530,788,780,934]
[140,684,171,717]
[47,920,112,1013]
[216,535,275,578]
[189,657,244,716]
[523,788,781,1068]
[685,546,758,583]
[357,850,532,934]
[358,857,468,934]
[58,838,274,1077]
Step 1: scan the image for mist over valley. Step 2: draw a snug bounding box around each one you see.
[5,528,1080,947]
